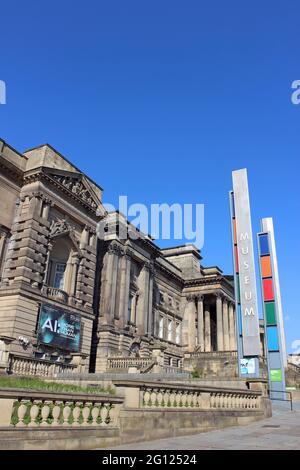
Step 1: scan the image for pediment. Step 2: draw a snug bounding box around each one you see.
[42,168,106,216]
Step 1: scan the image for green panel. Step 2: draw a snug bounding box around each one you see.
[270,369,282,382]
[265,302,276,325]
[236,274,240,303]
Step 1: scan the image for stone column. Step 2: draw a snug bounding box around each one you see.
[216,294,224,351]
[204,304,211,352]
[182,295,196,352]
[147,263,154,336]
[42,242,53,286]
[229,302,237,351]
[99,243,119,324]
[136,262,150,335]
[41,198,52,220]
[222,298,230,351]
[29,192,43,217]
[197,295,204,352]
[80,226,90,248]
[118,250,131,328]
[70,255,79,299]
[0,232,8,279]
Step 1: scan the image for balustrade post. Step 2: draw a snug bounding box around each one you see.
[52,401,63,425]
[40,401,52,426]
[16,400,29,427]
[91,403,100,426]
[29,400,41,426]
[82,402,92,425]
[62,402,72,426]
[72,402,83,426]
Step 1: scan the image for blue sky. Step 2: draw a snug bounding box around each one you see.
[1,1,299,352]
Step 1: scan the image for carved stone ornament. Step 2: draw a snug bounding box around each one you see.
[50,174,98,210]
[50,218,75,237]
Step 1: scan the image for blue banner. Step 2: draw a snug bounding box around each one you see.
[37,304,81,352]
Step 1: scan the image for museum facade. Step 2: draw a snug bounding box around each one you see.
[0,139,265,376]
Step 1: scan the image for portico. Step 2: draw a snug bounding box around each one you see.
[183,290,237,353]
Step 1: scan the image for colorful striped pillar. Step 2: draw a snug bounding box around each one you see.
[257,224,286,400]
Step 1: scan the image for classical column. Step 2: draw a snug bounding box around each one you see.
[80,226,90,248]
[182,295,196,351]
[147,263,155,336]
[0,232,8,279]
[197,295,204,352]
[135,262,150,335]
[204,304,211,352]
[70,255,79,298]
[41,198,52,220]
[229,302,237,351]
[118,250,131,328]
[222,298,230,351]
[29,192,43,217]
[216,293,224,351]
[99,243,119,323]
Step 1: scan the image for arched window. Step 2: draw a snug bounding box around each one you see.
[47,235,79,297]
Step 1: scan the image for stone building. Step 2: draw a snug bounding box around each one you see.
[0,139,265,376]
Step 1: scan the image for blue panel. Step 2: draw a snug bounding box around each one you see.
[230,192,235,217]
[259,234,270,256]
[267,326,279,351]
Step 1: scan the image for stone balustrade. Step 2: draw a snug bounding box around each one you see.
[0,388,123,428]
[188,351,238,358]
[142,387,259,409]
[162,366,185,375]
[41,285,69,303]
[113,380,262,411]
[9,355,77,377]
[107,356,155,371]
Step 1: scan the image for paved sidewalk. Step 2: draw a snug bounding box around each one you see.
[107,409,300,450]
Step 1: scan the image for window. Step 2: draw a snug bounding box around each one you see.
[168,296,173,307]
[159,316,164,339]
[175,323,181,344]
[53,263,66,289]
[167,319,173,342]
[159,292,164,304]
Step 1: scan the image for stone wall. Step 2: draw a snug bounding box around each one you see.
[0,378,271,449]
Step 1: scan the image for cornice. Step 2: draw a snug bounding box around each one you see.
[0,159,24,186]
[184,274,234,291]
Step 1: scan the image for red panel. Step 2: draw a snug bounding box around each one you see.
[263,278,275,301]
[235,246,239,273]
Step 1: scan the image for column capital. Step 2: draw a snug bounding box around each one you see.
[143,260,155,276]
[196,294,204,302]
[186,294,196,303]
[215,291,224,300]
[108,241,124,256]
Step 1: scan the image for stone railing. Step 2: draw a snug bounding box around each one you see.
[162,366,185,375]
[9,355,77,377]
[113,380,262,411]
[107,356,155,371]
[41,285,69,303]
[188,351,238,358]
[0,388,123,428]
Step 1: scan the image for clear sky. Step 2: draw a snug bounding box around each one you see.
[1,1,299,353]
